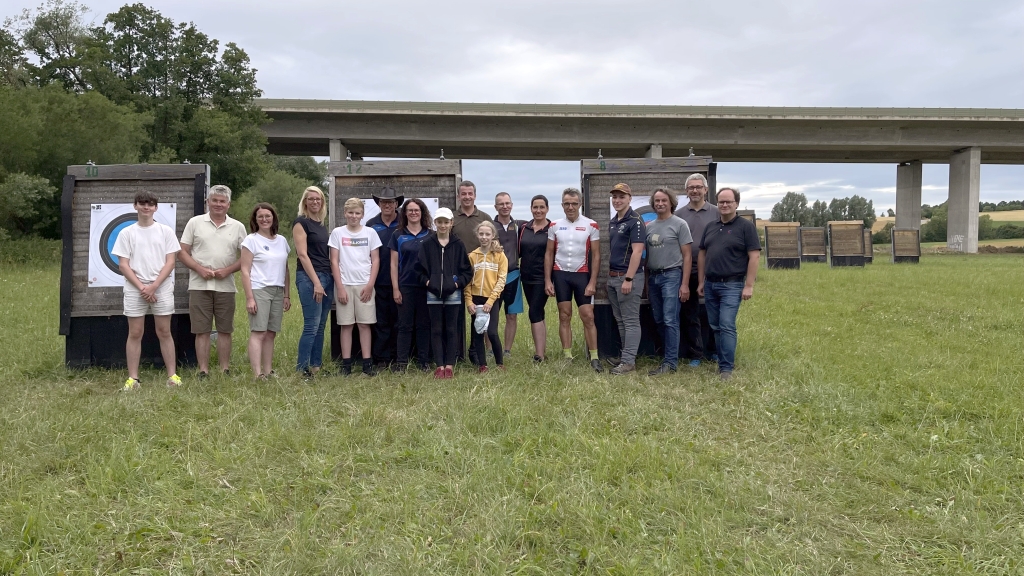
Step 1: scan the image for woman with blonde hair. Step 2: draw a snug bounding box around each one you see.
[292,186,332,378]
[466,220,508,373]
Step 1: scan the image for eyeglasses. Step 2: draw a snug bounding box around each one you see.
[686,186,706,191]
[717,200,736,205]
[562,202,580,207]
[306,197,323,203]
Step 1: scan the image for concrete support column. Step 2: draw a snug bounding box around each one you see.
[946,146,981,253]
[329,139,347,162]
[895,161,922,230]
[645,144,662,159]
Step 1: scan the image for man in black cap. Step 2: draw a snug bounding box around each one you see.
[367,187,404,367]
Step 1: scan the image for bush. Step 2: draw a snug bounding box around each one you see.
[0,173,58,238]
[995,224,1024,239]
[230,169,312,238]
[872,222,895,244]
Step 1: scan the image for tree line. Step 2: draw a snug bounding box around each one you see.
[770,193,1024,244]
[0,1,324,240]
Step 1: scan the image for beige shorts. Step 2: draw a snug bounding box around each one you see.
[123,281,175,317]
[249,286,285,332]
[336,285,376,325]
[189,290,236,333]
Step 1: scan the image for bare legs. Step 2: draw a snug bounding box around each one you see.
[248,331,277,377]
[195,332,232,373]
[126,315,177,379]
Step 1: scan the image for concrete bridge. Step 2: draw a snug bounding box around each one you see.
[257,99,1024,253]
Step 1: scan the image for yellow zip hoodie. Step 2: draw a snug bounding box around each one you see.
[465,247,508,306]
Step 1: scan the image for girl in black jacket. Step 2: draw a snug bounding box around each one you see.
[416,208,473,378]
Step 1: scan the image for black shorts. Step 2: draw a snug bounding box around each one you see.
[552,270,593,307]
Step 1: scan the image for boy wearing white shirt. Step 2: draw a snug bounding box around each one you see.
[112,191,182,390]
[329,198,382,376]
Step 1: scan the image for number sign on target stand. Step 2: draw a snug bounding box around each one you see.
[580,156,715,362]
[60,164,208,368]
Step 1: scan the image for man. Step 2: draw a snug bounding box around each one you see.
[452,181,493,253]
[452,180,493,362]
[178,184,246,378]
[675,173,719,367]
[544,187,602,372]
[493,192,523,357]
[697,187,761,381]
[366,187,403,367]
[644,188,692,376]
[606,183,646,375]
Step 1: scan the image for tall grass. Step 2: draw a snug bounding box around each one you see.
[1,251,1023,574]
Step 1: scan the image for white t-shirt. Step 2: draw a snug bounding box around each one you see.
[548,215,600,273]
[111,221,180,285]
[328,225,383,285]
[241,233,291,289]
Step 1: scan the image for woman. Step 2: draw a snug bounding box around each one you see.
[416,207,473,379]
[328,197,382,377]
[292,186,332,378]
[240,203,291,380]
[517,195,553,362]
[389,198,433,372]
[466,221,508,373]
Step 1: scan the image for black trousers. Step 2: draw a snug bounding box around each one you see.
[470,295,503,367]
[679,270,716,361]
[428,303,461,367]
[373,286,399,363]
[396,285,430,366]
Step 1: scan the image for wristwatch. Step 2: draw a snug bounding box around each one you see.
[624,277,633,282]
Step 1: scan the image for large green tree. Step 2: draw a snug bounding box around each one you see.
[769,192,810,223]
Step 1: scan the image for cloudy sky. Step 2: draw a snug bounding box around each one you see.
[22,0,1023,219]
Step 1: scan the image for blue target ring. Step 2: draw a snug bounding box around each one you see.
[99,213,139,274]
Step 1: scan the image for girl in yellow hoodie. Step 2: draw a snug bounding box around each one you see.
[466,221,508,372]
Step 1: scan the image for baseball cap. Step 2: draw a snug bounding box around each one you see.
[435,207,454,220]
[610,183,632,195]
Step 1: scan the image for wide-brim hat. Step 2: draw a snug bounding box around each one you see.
[372,187,405,206]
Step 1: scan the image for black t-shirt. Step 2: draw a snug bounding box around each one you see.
[699,216,762,280]
[388,227,432,286]
[367,214,399,286]
[494,217,521,272]
[518,219,552,283]
[608,208,646,273]
[292,216,331,274]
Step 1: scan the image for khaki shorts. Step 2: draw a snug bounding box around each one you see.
[189,290,236,333]
[124,281,175,317]
[336,285,376,325]
[249,286,285,332]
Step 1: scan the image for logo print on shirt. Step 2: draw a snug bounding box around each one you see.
[342,238,369,246]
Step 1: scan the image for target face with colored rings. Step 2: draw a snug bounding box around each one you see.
[87,203,177,287]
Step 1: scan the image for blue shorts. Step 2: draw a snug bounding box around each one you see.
[501,270,523,314]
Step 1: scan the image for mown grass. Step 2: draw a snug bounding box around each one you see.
[2,240,1024,574]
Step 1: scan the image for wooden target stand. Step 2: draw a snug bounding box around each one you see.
[581,156,715,362]
[326,160,463,364]
[60,164,208,368]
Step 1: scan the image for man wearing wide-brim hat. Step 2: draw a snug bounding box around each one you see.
[366,187,404,367]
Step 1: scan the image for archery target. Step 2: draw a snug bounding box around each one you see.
[88,203,177,287]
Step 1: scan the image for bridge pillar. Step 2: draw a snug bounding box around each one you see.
[946,147,981,253]
[329,139,348,162]
[895,161,922,229]
[645,144,662,159]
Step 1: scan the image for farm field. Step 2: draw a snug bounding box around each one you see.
[2,240,1024,574]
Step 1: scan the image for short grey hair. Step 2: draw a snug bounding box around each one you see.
[562,187,582,201]
[684,173,708,188]
[208,184,232,201]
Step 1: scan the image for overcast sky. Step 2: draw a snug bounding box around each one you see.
[22,0,1023,219]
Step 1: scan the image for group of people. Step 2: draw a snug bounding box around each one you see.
[112,174,760,389]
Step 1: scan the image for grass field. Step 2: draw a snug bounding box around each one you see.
[2,240,1024,574]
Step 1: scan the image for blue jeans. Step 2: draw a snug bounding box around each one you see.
[295,269,334,372]
[648,268,682,369]
[705,280,744,373]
